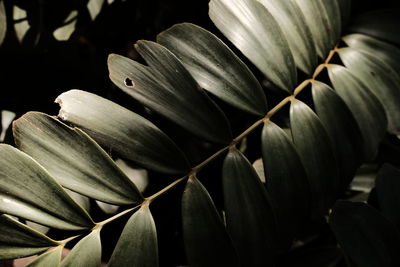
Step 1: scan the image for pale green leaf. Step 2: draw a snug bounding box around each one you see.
[108,206,158,267]
[53,11,77,41]
[1,110,16,142]
[290,100,339,218]
[182,176,239,267]
[13,112,143,205]
[327,64,387,161]
[157,23,268,117]
[0,1,6,45]
[60,229,101,267]
[115,159,148,193]
[56,89,190,174]
[222,148,277,264]
[338,47,400,134]
[87,0,105,20]
[0,144,94,230]
[108,42,232,145]
[209,0,296,92]
[258,0,317,74]
[13,6,29,42]
[0,215,59,260]
[25,246,63,267]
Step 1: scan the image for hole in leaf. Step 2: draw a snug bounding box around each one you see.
[124,78,135,87]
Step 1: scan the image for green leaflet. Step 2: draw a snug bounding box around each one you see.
[338,47,400,134]
[13,112,143,205]
[60,229,101,267]
[343,34,400,76]
[209,0,296,93]
[157,23,268,117]
[182,176,239,267]
[311,81,362,190]
[257,0,317,74]
[0,144,94,230]
[336,0,351,26]
[321,0,341,46]
[261,121,310,244]
[329,201,400,267]
[56,89,190,174]
[294,0,337,58]
[25,246,63,267]
[348,9,400,46]
[375,164,400,229]
[108,206,158,267]
[0,215,59,260]
[222,148,277,264]
[0,1,5,46]
[327,64,387,161]
[290,100,339,219]
[108,41,232,145]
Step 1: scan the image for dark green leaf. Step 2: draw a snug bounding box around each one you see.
[222,148,277,264]
[182,176,239,267]
[280,247,344,267]
[337,0,351,26]
[338,47,400,134]
[0,1,6,45]
[0,144,94,230]
[25,246,63,267]
[343,34,400,76]
[209,0,297,92]
[327,64,387,161]
[261,121,311,242]
[329,201,400,267]
[13,112,143,205]
[60,229,101,267]
[0,215,59,260]
[108,41,232,144]
[56,89,190,174]
[294,0,337,58]
[321,0,342,45]
[290,100,339,218]
[348,9,400,46]
[157,23,268,117]
[108,206,158,267]
[311,81,362,189]
[258,0,317,74]
[375,164,400,229]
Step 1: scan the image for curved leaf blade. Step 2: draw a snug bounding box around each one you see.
[13,112,143,205]
[108,41,232,145]
[0,215,59,260]
[0,1,6,46]
[222,148,277,264]
[56,89,190,174]
[337,0,351,26]
[108,206,158,267]
[157,23,268,117]
[261,121,311,242]
[311,81,362,189]
[258,0,317,74]
[290,100,339,218]
[329,201,400,267]
[327,64,387,161]
[0,144,94,230]
[338,47,400,134]
[182,176,239,267]
[25,246,63,267]
[60,229,101,267]
[209,0,297,92]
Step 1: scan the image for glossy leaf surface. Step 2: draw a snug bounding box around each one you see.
[327,64,387,161]
[157,23,267,117]
[25,246,63,267]
[338,47,400,134]
[182,176,239,267]
[108,41,232,144]
[108,206,158,267]
[56,89,189,174]
[330,201,400,267]
[258,0,317,74]
[60,229,101,267]
[290,100,338,218]
[261,121,310,240]
[0,144,94,230]
[311,81,362,189]
[0,215,59,260]
[13,112,143,205]
[209,0,296,92]
[222,148,277,264]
